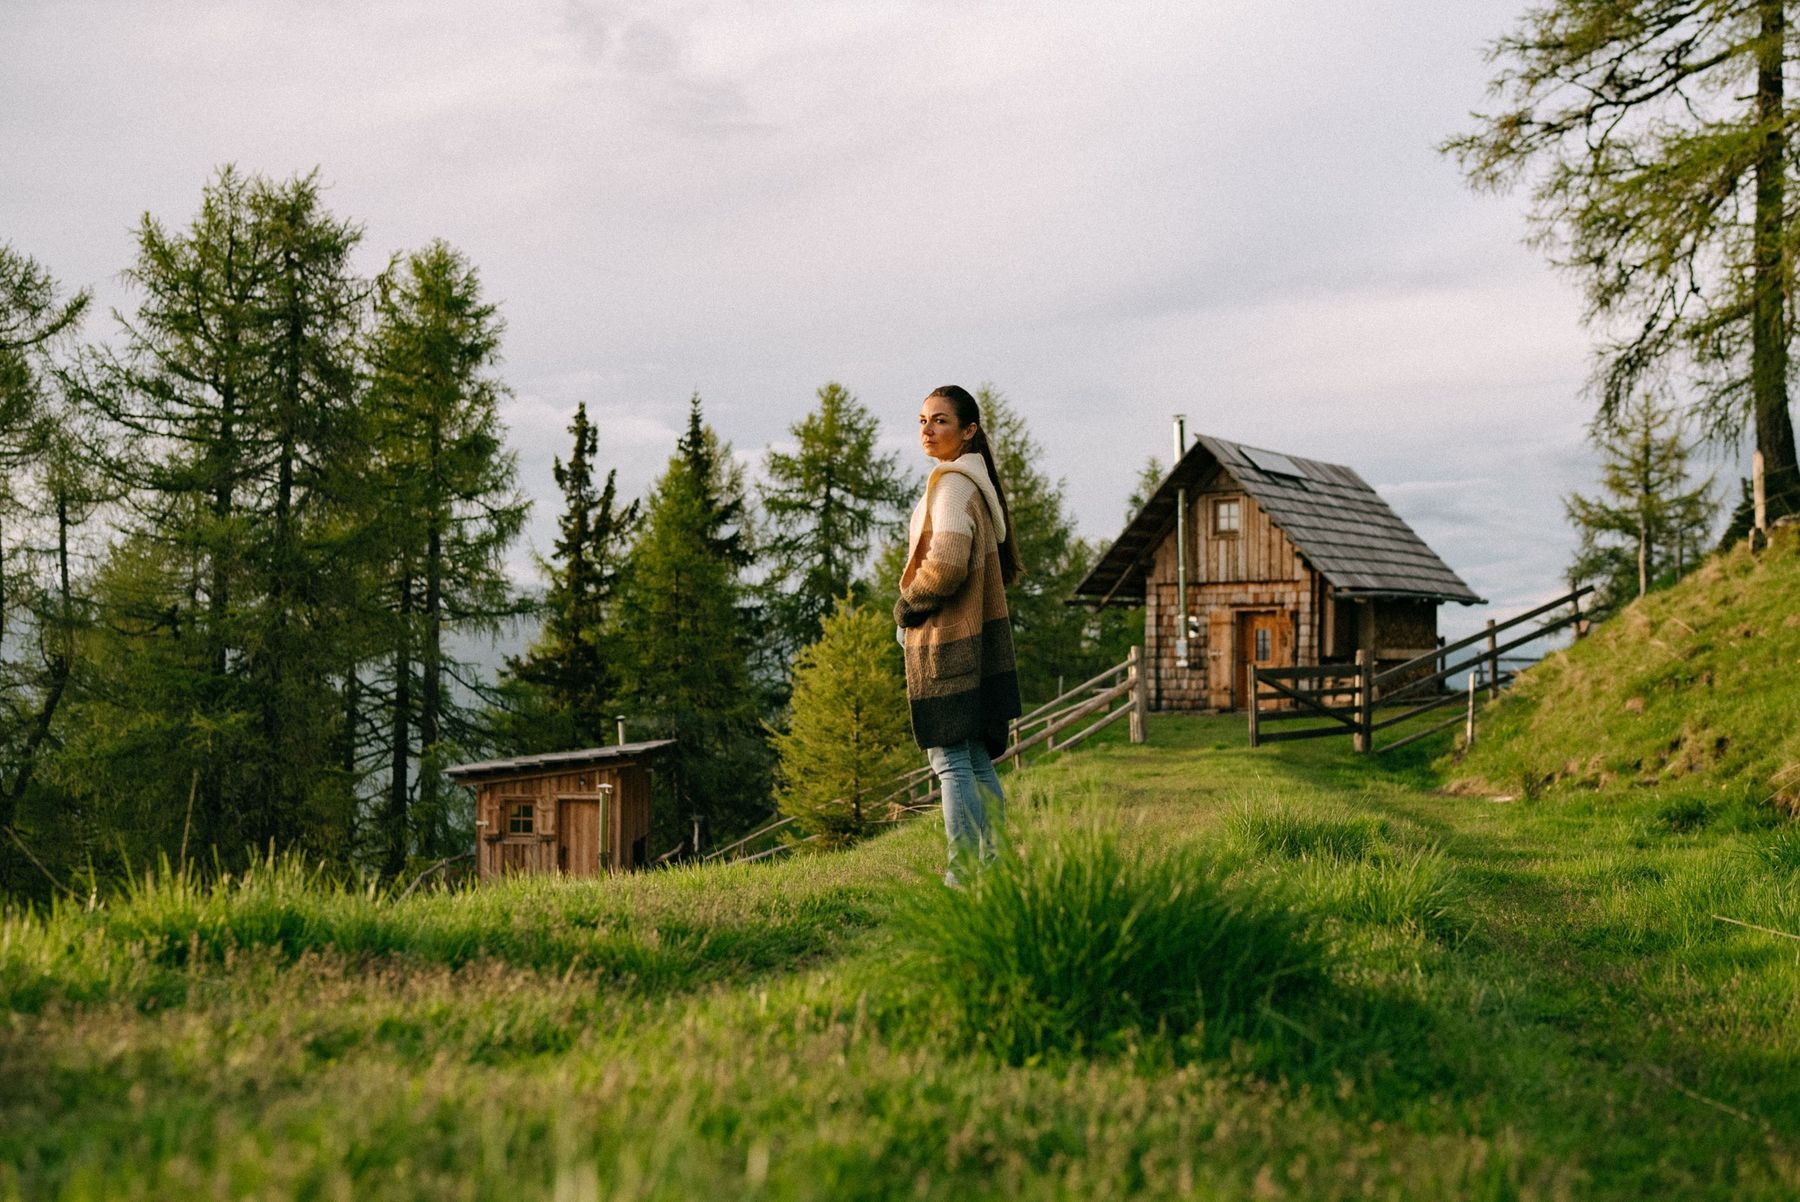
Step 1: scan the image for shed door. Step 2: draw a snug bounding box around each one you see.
[1235,610,1294,710]
[557,798,604,876]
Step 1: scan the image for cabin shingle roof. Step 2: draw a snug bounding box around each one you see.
[445,740,675,781]
[1072,434,1483,606]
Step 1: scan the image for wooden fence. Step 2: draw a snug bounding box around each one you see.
[1249,586,1593,755]
[704,645,1150,864]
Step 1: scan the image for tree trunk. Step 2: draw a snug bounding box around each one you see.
[1751,0,1800,517]
[384,575,413,879]
[1,487,77,830]
[418,412,444,851]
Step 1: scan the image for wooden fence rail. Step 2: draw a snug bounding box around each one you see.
[1250,585,1593,756]
[705,645,1150,864]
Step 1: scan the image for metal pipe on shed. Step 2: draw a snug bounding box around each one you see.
[1173,415,1189,668]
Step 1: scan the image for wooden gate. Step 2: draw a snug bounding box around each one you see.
[1249,585,1593,754]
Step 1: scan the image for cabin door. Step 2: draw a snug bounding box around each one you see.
[557,797,604,876]
[1235,610,1294,710]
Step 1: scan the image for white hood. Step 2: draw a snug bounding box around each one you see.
[930,452,1007,534]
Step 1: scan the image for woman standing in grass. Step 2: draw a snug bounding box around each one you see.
[895,385,1024,886]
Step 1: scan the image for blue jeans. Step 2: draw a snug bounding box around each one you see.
[927,739,1005,886]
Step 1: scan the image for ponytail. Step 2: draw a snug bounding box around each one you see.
[929,385,1024,585]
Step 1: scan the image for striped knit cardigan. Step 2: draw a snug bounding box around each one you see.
[893,453,1022,757]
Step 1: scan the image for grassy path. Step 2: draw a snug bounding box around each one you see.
[3,715,1796,1200]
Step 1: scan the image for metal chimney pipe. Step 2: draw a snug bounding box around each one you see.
[1174,415,1190,669]
[616,715,626,746]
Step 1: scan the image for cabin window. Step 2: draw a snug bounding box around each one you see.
[1255,628,1271,661]
[507,802,534,835]
[1213,496,1241,537]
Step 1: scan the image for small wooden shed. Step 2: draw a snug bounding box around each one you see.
[1071,433,1483,711]
[446,741,672,879]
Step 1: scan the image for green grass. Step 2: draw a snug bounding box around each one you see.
[3,711,1798,1200]
[1449,525,1800,811]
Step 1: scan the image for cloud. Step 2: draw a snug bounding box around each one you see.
[2,0,1648,622]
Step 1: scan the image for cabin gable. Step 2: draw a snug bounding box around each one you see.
[1074,433,1484,713]
[448,741,670,879]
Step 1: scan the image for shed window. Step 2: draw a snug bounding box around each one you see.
[507,802,534,835]
[1213,497,1241,536]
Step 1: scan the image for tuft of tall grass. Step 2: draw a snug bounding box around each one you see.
[1227,806,1383,862]
[891,822,1327,1063]
[1750,824,1800,874]
[1285,848,1470,942]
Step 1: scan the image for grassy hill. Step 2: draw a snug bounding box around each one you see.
[4,708,1798,1200]
[1449,525,1800,815]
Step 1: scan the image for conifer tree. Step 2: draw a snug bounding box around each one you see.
[1450,0,1800,519]
[975,386,1095,702]
[73,167,366,860]
[1126,456,1165,519]
[0,249,92,887]
[507,402,637,748]
[1565,395,1717,617]
[615,395,768,848]
[364,240,528,875]
[760,382,911,659]
[771,596,912,845]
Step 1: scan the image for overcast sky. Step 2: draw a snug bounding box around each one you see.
[5,0,1687,640]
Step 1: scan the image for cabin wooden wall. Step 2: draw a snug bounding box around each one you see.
[472,762,654,879]
[1142,486,1320,711]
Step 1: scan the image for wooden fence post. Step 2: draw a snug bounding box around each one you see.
[1248,668,1261,748]
[1127,645,1147,744]
[1353,649,1372,754]
[1485,619,1499,701]
[1753,449,1769,550]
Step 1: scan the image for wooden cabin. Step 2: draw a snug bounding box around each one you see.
[446,741,672,879]
[1071,434,1483,711]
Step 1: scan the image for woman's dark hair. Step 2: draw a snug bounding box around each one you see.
[928,385,1024,584]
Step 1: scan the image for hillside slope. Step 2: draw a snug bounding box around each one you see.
[1449,526,1800,810]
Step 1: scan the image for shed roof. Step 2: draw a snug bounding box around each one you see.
[446,740,676,781]
[1072,433,1484,606]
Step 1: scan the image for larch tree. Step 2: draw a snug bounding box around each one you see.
[771,595,912,845]
[614,395,768,849]
[73,167,366,861]
[1448,0,1800,519]
[0,246,91,885]
[363,240,528,876]
[506,401,637,748]
[1565,394,1718,615]
[759,382,912,662]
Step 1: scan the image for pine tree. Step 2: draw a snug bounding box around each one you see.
[1126,456,1165,519]
[1565,395,1717,617]
[614,395,768,849]
[760,382,912,660]
[1450,0,1800,519]
[771,596,912,845]
[364,240,528,875]
[0,249,92,887]
[976,386,1096,703]
[73,167,366,861]
[506,403,637,748]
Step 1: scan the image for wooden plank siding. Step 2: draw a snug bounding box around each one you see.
[1143,486,1323,711]
[472,762,655,878]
